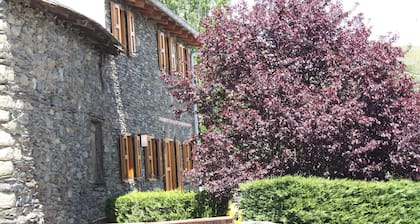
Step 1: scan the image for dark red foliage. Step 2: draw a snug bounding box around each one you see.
[165,0,420,194]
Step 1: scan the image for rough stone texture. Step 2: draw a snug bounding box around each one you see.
[0,0,195,223]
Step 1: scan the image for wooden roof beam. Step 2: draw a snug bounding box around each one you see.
[124,0,145,8]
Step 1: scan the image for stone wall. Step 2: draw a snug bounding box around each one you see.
[103,0,194,191]
[0,0,194,223]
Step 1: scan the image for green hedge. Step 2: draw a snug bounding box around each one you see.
[106,190,228,223]
[240,176,420,224]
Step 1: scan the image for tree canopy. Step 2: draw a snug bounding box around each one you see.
[166,0,420,195]
[160,0,229,30]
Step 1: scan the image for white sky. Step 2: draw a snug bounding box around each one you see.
[231,0,420,46]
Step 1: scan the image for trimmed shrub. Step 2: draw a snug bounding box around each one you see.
[195,190,230,217]
[106,190,229,223]
[240,176,420,224]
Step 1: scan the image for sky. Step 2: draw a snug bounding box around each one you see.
[230,0,420,46]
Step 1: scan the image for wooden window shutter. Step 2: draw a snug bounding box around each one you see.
[183,142,192,171]
[158,32,167,72]
[177,44,185,75]
[157,139,164,177]
[164,139,175,190]
[169,37,176,73]
[120,134,134,181]
[185,48,191,78]
[134,135,142,179]
[175,141,183,190]
[127,11,136,55]
[110,2,122,42]
[145,138,157,179]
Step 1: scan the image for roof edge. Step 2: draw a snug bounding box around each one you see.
[147,0,199,37]
[30,0,122,55]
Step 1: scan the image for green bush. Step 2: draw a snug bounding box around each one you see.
[106,190,228,223]
[240,176,420,224]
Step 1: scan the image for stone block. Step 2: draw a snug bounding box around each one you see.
[0,147,13,160]
[0,109,10,122]
[0,95,14,108]
[0,183,11,192]
[0,192,15,209]
[0,65,13,84]
[0,161,13,176]
[0,130,14,146]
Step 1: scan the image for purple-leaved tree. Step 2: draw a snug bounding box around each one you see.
[165,0,420,195]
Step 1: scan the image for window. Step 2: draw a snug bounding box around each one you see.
[118,135,187,189]
[120,134,142,181]
[89,121,105,185]
[110,2,136,55]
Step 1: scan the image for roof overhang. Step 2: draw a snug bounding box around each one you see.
[124,0,201,47]
[30,0,122,55]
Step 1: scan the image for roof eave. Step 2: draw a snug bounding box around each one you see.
[30,0,122,55]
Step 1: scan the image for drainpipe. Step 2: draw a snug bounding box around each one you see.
[191,51,201,136]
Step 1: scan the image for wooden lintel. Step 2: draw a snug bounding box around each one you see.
[141,9,163,21]
[124,0,145,8]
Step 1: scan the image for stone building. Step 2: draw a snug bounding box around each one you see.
[0,0,199,223]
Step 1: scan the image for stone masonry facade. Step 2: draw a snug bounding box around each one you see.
[0,0,195,223]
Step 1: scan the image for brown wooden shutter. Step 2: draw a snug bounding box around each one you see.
[183,142,192,171]
[134,135,142,178]
[169,37,176,73]
[145,138,156,179]
[164,139,174,190]
[175,141,183,190]
[110,2,122,42]
[127,11,136,55]
[185,48,191,78]
[157,139,164,177]
[120,134,134,181]
[158,32,167,71]
[177,43,185,75]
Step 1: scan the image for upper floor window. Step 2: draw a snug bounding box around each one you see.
[158,31,192,77]
[110,2,136,56]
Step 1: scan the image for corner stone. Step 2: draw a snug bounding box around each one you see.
[0,110,10,122]
[0,161,13,176]
[0,147,13,160]
[0,192,16,209]
[0,130,14,146]
[0,96,14,108]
